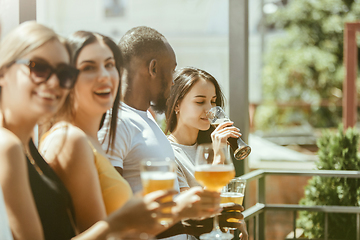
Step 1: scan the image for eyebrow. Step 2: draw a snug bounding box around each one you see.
[194,95,217,98]
[31,56,68,67]
[31,57,47,63]
[78,57,114,65]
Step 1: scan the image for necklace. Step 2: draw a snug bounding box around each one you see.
[23,146,43,175]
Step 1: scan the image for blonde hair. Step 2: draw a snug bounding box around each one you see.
[0,21,67,72]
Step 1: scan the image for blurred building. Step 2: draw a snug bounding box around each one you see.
[34,0,264,109]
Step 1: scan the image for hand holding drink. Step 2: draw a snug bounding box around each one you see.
[140,158,177,227]
[221,177,246,229]
[206,106,251,160]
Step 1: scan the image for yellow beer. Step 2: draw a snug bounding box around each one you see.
[194,164,235,191]
[220,192,244,205]
[220,192,244,223]
[142,172,175,194]
[141,172,176,225]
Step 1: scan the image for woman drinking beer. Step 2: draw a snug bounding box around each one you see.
[165,67,248,239]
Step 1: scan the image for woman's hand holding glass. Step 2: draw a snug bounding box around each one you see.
[207,106,251,160]
[106,190,178,239]
[220,177,248,239]
[173,186,222,221]
[210,121,242,164]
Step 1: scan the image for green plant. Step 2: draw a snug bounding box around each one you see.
[255,0,360,130]
[297,125,360,239]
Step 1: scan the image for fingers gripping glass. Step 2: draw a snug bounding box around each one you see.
[206,106,251,160]
[14,59,78,89]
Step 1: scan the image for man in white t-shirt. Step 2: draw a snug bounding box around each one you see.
[98,26,177,193]
[100,101,177,193]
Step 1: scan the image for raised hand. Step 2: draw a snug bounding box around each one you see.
[218,203,244,230]
[211,122,241,164]
[173,186,222,221]
[106,189,178,238]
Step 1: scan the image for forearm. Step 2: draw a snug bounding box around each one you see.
[72,221,110,240]
[72,213,131,240]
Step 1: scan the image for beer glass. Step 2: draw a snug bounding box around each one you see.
[221,177,246,230]
[206,106,251,160]
[140,158,176,227]
[194,143,235,240]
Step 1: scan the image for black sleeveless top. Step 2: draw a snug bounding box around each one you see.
[27,140,76,240]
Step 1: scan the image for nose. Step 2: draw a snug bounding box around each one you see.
[205,103,213,113]
[46,72,61,88]
[98,66,110,82]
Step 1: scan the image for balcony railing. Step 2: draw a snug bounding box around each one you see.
[241,169,360,240]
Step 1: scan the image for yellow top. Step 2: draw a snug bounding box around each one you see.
[86,140,133,214]
[40,123,133,215]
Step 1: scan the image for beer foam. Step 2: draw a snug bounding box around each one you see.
[211,118,231,126]
[195,164,234,172]
[141,172,176,180]
[220,192,244,198]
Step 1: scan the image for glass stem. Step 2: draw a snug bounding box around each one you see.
[213,215,221,231]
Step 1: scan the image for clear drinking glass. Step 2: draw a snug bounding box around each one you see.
[206,106,251,160]
[221,177,246,230]
[140,158,176,227]
[194,143,235,240]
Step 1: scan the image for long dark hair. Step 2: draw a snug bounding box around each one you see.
[165,67,225,144]
[51,31,122,151]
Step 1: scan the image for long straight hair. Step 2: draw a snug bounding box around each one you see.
[165,67,225,144]
[49,31,122,151]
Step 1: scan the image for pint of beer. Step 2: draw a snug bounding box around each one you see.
[221,177,246,228]
[140,158,176,226]
[220,192,244,205]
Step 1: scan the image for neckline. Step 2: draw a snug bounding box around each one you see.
[168,134,197,148]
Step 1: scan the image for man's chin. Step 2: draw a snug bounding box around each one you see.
[150,103,166,114]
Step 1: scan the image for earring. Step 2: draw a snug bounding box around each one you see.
[175,110,179,115]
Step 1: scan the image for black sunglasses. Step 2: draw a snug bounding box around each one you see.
[14,59,79,89]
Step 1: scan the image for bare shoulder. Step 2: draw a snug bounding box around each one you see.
[0,128,22,153]
[0,128,27,178]
[42,122,94,166]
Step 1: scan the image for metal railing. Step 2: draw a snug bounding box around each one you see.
[240,169,360,240]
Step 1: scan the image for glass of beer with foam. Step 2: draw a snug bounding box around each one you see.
[221,177,246,230]
[206,106,251,160]
[140,158,176,227]
[194,143,235,240]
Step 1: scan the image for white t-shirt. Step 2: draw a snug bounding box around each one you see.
[0,187,13,240]
[98,102,178,194]
[99,102,185,240]
[170,141,201,190]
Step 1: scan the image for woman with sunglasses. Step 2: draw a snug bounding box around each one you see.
[0,22,177,240]
[0,21,79,240]
[165,67,248,239]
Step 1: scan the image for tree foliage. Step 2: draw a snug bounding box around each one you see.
[298,125,360,239]
[255,0,360,130]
